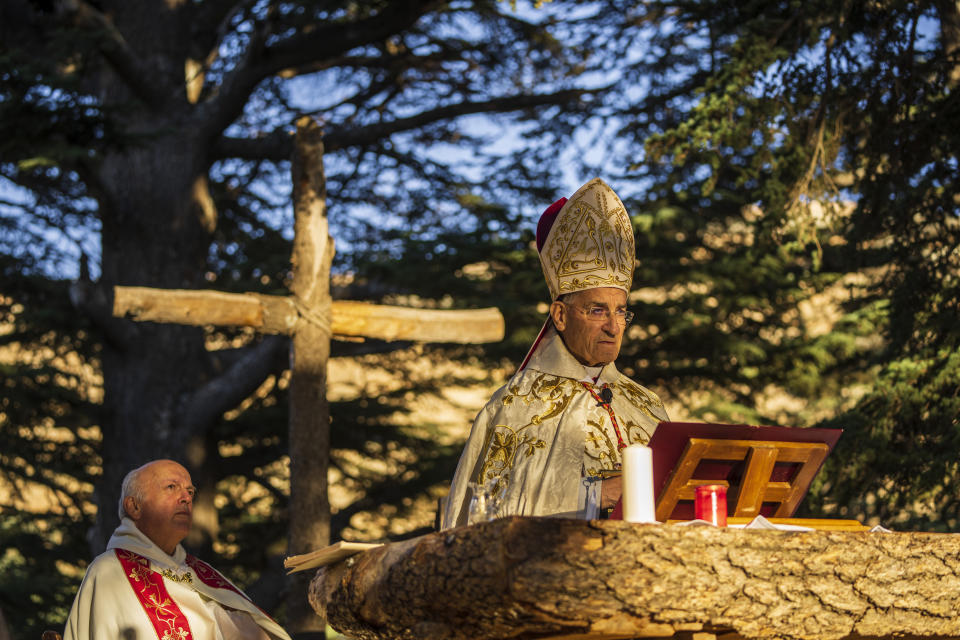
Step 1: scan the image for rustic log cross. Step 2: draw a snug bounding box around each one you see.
[111,117,504,635]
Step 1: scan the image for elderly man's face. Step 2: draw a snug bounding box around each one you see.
[550,287,628,366]
[125,460,195,555]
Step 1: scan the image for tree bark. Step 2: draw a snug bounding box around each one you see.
[937,0,960,88]
[310,517,960,640]
[93,116,215,555]
[0,606,10,640]
[287,117,333,639]
[80,1,225,555]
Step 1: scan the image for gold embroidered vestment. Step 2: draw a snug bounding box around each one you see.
[441,328,667,529]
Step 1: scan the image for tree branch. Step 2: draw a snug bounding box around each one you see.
[189,0,249,57]
[68,279,138,351]
[212,88,592,161]
[177,335,289,441]
[56,0,169,107]
[200,0,443,143]
[255,0,445,78]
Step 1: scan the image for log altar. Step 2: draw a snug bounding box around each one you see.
[309,516,960,640]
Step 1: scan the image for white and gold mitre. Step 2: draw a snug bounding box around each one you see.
[538,177,636,300]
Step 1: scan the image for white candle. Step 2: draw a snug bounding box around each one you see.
[622,445,657,523]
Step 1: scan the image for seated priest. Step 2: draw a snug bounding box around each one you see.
[441,178,669,528]
[64,459,291,640]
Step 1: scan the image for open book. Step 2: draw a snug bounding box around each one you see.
[283,541,383,573]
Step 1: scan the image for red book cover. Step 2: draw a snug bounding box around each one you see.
[609,498,623,520]
[608,421,841,521]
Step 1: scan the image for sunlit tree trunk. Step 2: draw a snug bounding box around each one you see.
[286,117,333,639]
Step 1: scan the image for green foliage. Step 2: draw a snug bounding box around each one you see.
[342,0,960,534]
[0,256,100,638]
[2,0,959,634]
[807,348,960,530]
[0,512,89,637]
[609,0,960,526]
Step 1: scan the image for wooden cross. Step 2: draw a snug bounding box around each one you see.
[111,117,504,632]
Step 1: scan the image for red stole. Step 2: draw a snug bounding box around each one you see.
[184,554,271,618]
[116,549,193,640]
[117,548,278,640]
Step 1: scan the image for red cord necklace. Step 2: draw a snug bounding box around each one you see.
[580,382,626,452]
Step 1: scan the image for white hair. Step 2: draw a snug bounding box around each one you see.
[118,464,148,522]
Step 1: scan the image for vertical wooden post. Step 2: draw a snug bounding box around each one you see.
[286,116,333,639]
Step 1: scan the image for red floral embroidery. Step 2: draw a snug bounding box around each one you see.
[116,550,192,640]
[185,555,276,622]
[184,555,246,598]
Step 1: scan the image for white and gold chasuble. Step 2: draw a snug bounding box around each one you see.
[441,328,668,529]
[64,518,291,640]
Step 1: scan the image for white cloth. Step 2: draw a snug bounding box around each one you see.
[441,327,669,528]
[64,518,290,640]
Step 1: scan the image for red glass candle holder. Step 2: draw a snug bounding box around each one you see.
[694,484,728,526]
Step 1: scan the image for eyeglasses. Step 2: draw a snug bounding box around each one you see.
[564,303,634,325]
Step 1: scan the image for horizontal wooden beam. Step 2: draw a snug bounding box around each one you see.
[112,286,504,344]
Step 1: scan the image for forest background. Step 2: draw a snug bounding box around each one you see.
[1,1,958,639]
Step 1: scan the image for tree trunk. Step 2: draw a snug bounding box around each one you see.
[287,117,334,639]
[937,0,960,88]
[0,605,10,640]
[310,516,960,640]
[84,3,222,556]
[93,136,215,553]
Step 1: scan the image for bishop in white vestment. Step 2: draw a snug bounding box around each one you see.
[441,178,669,529]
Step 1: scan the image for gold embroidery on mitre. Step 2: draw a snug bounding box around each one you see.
[540,178,636,300]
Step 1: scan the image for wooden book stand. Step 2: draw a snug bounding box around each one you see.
[654,438,829,522]
[641,422,866,531]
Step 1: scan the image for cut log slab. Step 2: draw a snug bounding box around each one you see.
[308,516,960,640]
